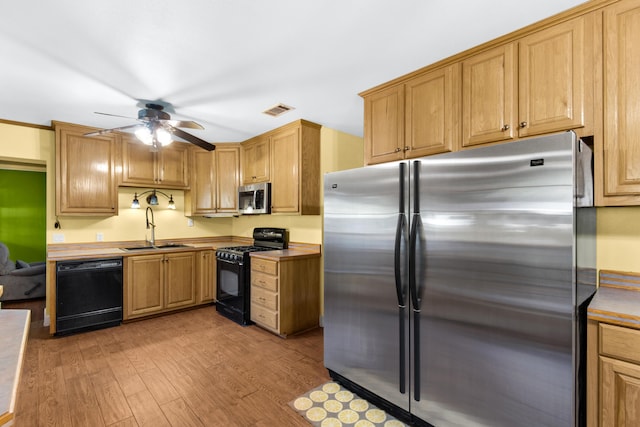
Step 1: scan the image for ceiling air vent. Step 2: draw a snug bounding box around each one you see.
[262,103,295,117]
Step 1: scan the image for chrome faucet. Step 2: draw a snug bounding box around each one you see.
[145,206,156,247]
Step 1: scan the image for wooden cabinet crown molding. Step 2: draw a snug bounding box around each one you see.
[359,0,614,98]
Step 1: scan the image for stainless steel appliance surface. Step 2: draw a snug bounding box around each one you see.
[238,182,271,215]
[323,132,596,427]
[215,227,287,325]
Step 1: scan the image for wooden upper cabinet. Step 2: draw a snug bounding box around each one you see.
[270,120,321,215]
[121,136,189,189]
[363,64,460,165]
[54,121,119,216]
[159,143,190,188]
[519,15,588,138]
[602,0,640,203]
[186,145,239,216]
[188,149,217,215]
[462,43,517,147]
[216,146,240,213]
[271,126,300,214]
[463,15,591,148]
[406,64,460,157]
[363,84,405,165]
[241,136,270,184]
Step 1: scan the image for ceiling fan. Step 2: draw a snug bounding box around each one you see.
[84,103,215,151]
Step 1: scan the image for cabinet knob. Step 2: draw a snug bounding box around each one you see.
[404,146,410,152]
[501,124,510,131]
[519,121,527,128]
[395,147,401,153]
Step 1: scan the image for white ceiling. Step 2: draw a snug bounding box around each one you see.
[1,0,586,143]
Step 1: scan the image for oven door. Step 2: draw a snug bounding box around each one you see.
[215,257,249,324]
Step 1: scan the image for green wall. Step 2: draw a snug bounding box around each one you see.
[0,169,46,262]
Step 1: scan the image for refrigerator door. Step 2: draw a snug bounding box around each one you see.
[324,161,411,412]
[412,132,585,426]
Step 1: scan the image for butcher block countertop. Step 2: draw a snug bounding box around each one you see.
[47,237,320,261]
[588,270,640,330]
[250,244,321,261]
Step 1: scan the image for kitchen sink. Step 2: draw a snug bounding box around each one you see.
[122,243,192,251]
[155,243,192,249]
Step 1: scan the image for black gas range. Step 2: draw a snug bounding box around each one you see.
[215,228,288,325]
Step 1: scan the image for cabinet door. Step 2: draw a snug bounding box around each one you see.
[405,64,460,158]
[600,356,640,426]
[122,138,189,188]
[158,143,189,188]
[364,84,405,165]
[196,250,216,304]
[216,146,240,213]
[189,149,216,215]
[519,16,586,137]
[462,43,517,147]
[122,137,157,185]
[55,124,118,215]
[241,136,270,184]
[165,252,196,309]
[604,0,640,199]
[271,127,300,213]
[126,254,164,318]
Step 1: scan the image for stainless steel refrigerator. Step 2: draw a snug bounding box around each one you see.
[323,131,596,427]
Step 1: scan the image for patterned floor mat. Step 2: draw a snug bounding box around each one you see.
[290,382,407,427]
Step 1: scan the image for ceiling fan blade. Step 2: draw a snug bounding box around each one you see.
[171,127,215,151]
[84,124,142,136]
[94,111,139,120]
[164,120,204,130]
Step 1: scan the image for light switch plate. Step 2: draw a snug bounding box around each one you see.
[53,233,65,243]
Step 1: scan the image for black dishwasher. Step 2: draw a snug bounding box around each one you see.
[56,257,123,335]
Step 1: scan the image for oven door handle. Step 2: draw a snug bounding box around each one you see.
[216,258,243,266]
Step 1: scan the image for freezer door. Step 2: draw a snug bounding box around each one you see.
[411,132,589,426]
[324,161,411,412]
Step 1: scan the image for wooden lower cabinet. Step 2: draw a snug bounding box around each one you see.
[250,255,320,337]
[588,321,640,426]
[125,251,198,320]
[196,250,216,304]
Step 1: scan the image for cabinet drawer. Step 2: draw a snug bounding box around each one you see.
[252,258,278,275]
[251,286,278,311]
[600,323,640,364]
[251,271,278,292]
[251,303,278,329]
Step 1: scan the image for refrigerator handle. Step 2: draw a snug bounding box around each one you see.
[395,163,407,395]
[409,160,421,311]
[395,163,407,307]
[409,160,422,402]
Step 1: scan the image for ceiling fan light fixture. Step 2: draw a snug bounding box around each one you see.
[135,126,153,145]
[156,127,173,146]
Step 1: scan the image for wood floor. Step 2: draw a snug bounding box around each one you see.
[13,306,330,426]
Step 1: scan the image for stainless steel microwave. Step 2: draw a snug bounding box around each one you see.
[238,182,271,215]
